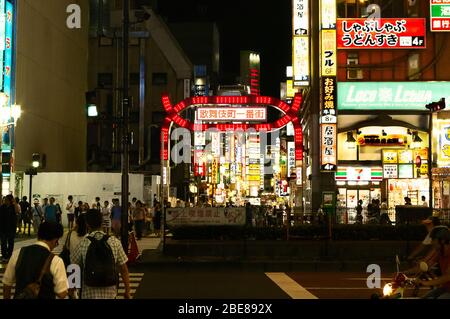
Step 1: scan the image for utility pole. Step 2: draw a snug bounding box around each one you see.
[121,0,130,252]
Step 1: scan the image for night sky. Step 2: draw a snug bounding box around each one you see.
[157,0,292,97]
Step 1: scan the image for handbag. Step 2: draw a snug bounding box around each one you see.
[15,252,54,299]
[59,230,73,267]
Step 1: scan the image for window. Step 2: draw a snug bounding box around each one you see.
[347,53,363,80]
[97,73,113,87]
[152,73,167,86]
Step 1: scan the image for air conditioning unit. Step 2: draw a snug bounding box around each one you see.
[347,57,363,80]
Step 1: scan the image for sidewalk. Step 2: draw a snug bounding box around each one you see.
[1,233,161,270]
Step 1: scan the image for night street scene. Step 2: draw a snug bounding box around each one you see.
[0,0,450,309]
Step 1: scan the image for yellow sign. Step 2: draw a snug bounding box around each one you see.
[438,121,450,166]
[286,80,297,98]
[247,175,261,182]
[420,163,428,176]
[321,30,337,76]
[383,150,398,164]
[398,150,413,164]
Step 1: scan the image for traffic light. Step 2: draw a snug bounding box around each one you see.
[426,98,446,112]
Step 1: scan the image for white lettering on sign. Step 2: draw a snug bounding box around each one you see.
[66,4,81,29]
[345,85,433,104]
[196,107,267,121]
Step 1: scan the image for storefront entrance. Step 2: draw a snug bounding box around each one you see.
[337,186,381,224]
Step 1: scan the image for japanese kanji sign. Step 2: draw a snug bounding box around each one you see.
[293,0,309,35]
[292,36,309,86]
[337,18,426,49]
[196,107,267,121]
[320,77,337,124]
[321,30,337,76]
[431,0,450,31]
[321,124,337,172]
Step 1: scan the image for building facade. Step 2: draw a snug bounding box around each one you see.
[3,0,89,196]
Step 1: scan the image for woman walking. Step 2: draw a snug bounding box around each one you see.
[133,201,145,240]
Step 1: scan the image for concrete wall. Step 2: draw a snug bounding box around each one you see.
[13,172,144,207]
[14,0,89,172]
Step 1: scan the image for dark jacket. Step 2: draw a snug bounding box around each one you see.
[15,245,56,299]
[0,204,17,234]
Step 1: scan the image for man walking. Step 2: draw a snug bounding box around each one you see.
[0,195,17,263]
[2,222,68,299]
[19,196,31,235]
[71,209,130,299]
[31,199,44,235]
[66,195,76,230]
[111,199,122,236]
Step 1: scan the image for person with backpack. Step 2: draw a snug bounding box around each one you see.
[70,209,130,299]
[2,222,68,299]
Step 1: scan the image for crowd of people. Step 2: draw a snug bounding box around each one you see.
[0,194,164,264]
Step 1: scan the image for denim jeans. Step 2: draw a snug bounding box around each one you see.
[422,287,450,299]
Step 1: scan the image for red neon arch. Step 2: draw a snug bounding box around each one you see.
[161,93,303,161]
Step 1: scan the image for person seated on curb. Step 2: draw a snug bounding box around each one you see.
[2,222,68,299]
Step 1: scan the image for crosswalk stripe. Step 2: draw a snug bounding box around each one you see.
[265,272,318,299]
[0,272,143,299]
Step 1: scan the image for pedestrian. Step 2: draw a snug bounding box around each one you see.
[2,222,68,299]
[56,203,63,225]
[66,195,76,230]
[133,201,145,240]
[74,201,83,219]
[355,200,363,224]
[153,202,162,237]
[111,199,122,236]
[70,209,131,299]
[128,202,134,231]
[19,196,31,236]
[408,216,447,261]
[14,197,22,235]
[42,198,49,217]
[0,195,17,263]
[421,195,429,207]
[44,197,58,223]
[101,201,111,235]
[379,199,392,225]
[404,197,412,205]
[68,214,88,254]
[144,203,153,236]
[94,197,101,210]
[31,199,44,235]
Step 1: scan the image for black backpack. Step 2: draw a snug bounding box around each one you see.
[84,235,117,287]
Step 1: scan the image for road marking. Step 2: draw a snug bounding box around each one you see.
[305,287,429,290]
[265,273,318,299]
[344,278,392,281]
[1,272,144,299]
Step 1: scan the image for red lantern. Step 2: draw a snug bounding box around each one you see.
[415,155,422,168]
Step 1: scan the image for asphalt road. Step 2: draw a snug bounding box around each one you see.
[1,264,431,299]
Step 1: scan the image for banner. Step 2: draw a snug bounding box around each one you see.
[337,18,426,49]
[166,207,246,226]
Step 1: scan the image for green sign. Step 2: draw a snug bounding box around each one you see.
[432,4,450,17]
[431,1,450,32]
[338,82,450,110]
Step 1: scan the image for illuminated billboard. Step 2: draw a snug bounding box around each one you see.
[337,18,426,49]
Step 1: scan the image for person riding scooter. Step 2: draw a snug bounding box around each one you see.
[415,227,450,299]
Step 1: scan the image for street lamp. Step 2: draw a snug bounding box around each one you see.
[26,153,40,204]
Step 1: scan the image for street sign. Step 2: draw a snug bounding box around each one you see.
[430,0,450,32]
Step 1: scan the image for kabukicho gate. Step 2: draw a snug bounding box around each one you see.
[160,93,304,209]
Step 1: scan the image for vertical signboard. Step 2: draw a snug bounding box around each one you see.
[0,0,5,91]
[292,0,309,86]
[431,0,450,32]
[320,0,337,172]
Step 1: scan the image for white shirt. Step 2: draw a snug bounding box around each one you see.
[2,241,69,295]
[66,201,75,214]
